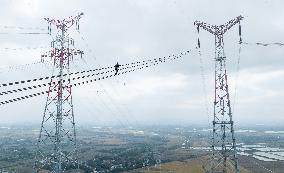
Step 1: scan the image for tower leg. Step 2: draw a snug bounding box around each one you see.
[210,35,239,173]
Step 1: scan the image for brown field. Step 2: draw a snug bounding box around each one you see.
[126,156,253,173]
[238,156,284,173]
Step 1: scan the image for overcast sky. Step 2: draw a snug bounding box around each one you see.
[0,0,283,127]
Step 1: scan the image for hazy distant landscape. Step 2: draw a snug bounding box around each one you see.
[0,124,283,173]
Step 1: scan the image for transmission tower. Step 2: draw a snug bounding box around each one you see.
[33,13,84,173]
[194,15,243,173]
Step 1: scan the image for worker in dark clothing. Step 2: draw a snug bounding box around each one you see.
[114,62,121,75]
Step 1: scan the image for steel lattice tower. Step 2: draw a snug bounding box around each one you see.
[194,16,243,173]
[33,13,84,173]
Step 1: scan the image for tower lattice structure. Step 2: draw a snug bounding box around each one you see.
[194,15,243,173]
[33,13,84,173]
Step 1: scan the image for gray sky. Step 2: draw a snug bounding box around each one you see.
[0,0,283,127]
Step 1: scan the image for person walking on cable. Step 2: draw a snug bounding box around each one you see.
[114,62,121,75]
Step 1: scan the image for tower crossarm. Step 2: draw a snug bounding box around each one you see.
[194,15,243,36]
[194,20,217,35]
[44,12,84,32]
[220,15,243,35]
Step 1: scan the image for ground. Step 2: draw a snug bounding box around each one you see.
[126,156,253,173]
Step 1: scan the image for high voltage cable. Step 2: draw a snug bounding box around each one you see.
[0,46,49,51]
[0,66,113,87]
[81,92,129,132]
[232,44,242,115]
[250,157,275,173]
[0,50,189,106]
[78,33,140,129]
[0,32,48,35]
[0,65,137,105]
[0,63,140,96]
[0,25,46,31]
[0,61,45,72]
[0,62,149,96]
[242,41,284,47]
[197,49,211,134]
[0,51,188,88]
[7,41,280,84]
[0,53,184,96]
[0,60,151,87]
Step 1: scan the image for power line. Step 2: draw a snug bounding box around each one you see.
[0,51,188,96]
[0,46,48,51]
[242,41,284,47]
[0,66,113,88]
[0,32,48,35]
[0,62,149,97]
[0,50,189,106]
[232,43,242,115]
[78,33,142,128]
[0,25,46,31]
[0,61,52,74]
[0,55,169,88]
[250,157,275,173]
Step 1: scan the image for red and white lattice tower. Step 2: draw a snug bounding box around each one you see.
[33,13,84,173]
